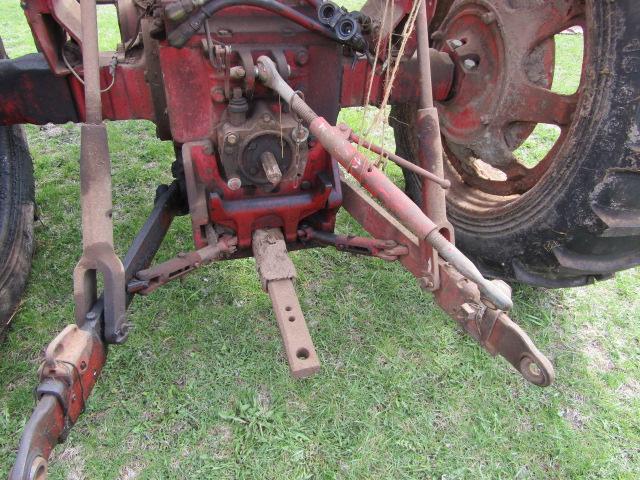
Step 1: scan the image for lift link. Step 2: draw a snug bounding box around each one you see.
[10,183,185,480]
[127,235,238,295]
[340,178,555,387]
[73,0,127,344]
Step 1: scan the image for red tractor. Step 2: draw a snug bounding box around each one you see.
[1,0,638,477]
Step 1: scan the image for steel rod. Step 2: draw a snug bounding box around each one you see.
[349,131,450,189]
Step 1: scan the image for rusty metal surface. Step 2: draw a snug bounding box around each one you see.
[10,324,106,480]
[298,225,408,261]
[253,229,320,378]
[74,124,127,344]
[0,54,79,126]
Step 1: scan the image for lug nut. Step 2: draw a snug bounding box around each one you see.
[463,58,478,70]
[226,133,238,145]
[227,177,242,190]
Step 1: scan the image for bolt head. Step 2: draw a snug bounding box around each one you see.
[262,113,273,123]
[451,39,464,49]
[463,58,478,70]
[211,87,226,103]
[227,177,242,190]
[226,133,238,145]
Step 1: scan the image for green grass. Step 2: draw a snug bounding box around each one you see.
[2,4,640,479]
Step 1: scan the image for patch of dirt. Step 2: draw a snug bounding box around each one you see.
[560,407,587,429]
[560,393,589,430]
[257,384,272,410]
[617,379,640,400]
[580,324,615,372]
[51,445,85,480]
[40,123,64,138]
[118,461,145,480]
[211,424,233,443]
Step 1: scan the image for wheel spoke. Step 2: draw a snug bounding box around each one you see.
[508,85,578,126]
[508,0,586,49]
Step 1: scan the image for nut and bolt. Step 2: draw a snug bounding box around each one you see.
[211,87,226,103]
[450,39,464,49]
[226,133,238,145]
[262,113,273,123]
[227,177,242,190]
[295,49,309,66]
[458,303,477,321]
[463,58,478,70]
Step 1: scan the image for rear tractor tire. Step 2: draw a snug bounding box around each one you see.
[393,0,640,287]
[0,37,35,339]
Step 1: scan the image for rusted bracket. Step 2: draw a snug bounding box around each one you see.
[127,235,238,295]
[298,225,408,261]
[253,228,320,378]
[341,178,555,386]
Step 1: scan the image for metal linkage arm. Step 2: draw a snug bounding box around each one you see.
[340,178,555,386]
[73,0,126,344]
[10,184,183,480]
[298,225,408,261]
[253,229,320,378]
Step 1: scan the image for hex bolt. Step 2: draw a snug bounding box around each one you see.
[450,39,464,49]
[227,177,242,190]
[463,58,478,70]
[226,133,238,145]
[262,113,273,123]
[229,66,246,79]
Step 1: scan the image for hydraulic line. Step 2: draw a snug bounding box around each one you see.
[168,0,336,48]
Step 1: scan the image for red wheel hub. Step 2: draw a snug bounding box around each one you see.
[434,0,586,196]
